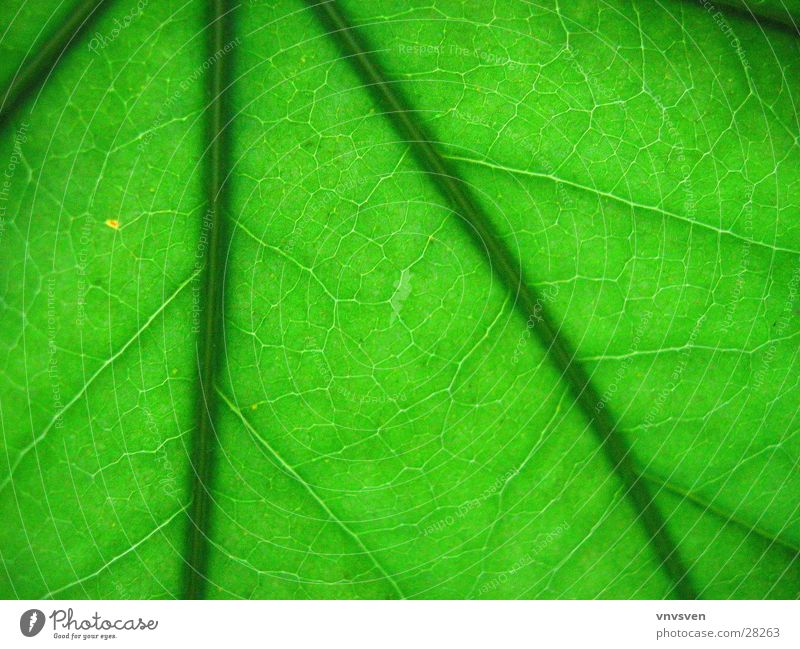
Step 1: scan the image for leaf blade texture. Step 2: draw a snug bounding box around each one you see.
[1,0,798,599]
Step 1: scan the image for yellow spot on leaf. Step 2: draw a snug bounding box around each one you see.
[105,219,120,230]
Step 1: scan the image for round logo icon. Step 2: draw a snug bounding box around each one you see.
[20,609,45,637]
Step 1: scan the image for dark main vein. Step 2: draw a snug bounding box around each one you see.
[184,0,237,599]
[697,0,800,34]
[307,0,697,599]
[0,0,113,131]
[642,471,800,556]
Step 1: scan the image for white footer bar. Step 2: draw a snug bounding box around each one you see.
[1,600,796,648]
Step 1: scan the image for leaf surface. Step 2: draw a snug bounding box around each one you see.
[0,0,798,599]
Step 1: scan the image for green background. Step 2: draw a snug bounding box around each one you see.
[0,0,798,599]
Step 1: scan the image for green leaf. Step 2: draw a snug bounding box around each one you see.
[713,0,800,27]
[1,0,798,600]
